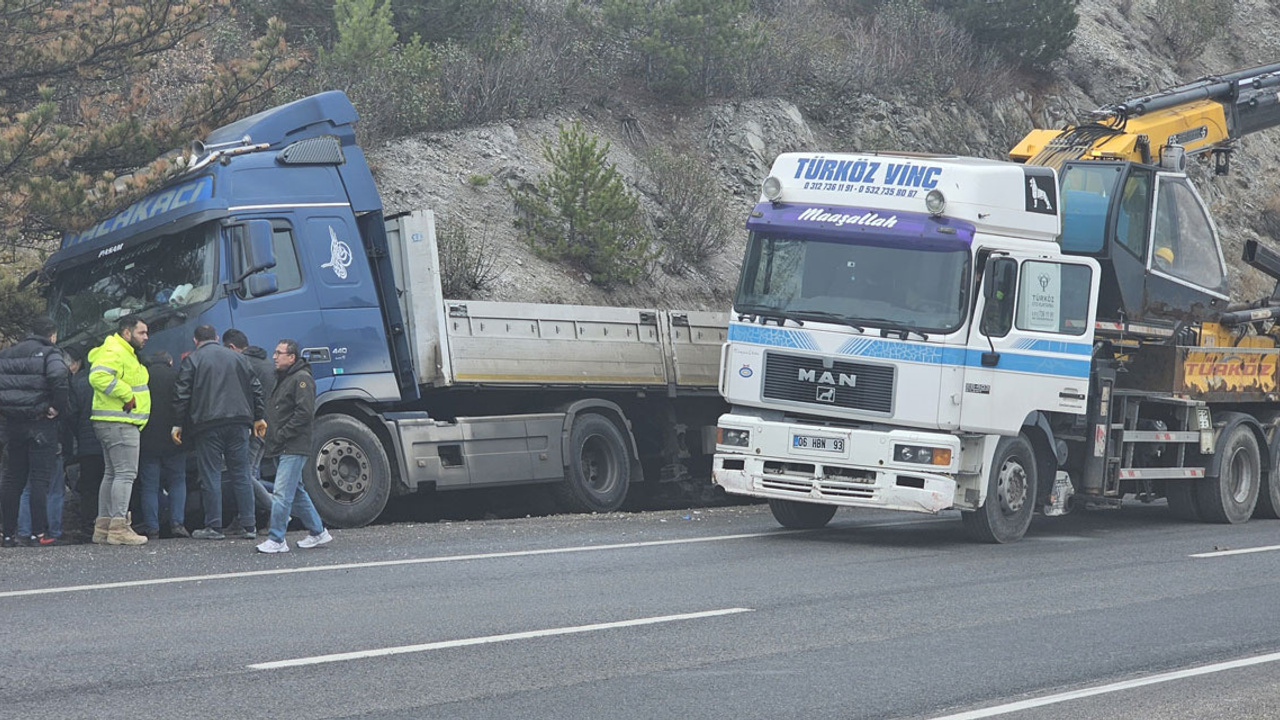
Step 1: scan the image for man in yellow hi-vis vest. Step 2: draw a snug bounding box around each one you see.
[87,314,151,546]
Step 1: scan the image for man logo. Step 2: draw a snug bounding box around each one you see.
[816,387,836,403]
[797,368,857,387]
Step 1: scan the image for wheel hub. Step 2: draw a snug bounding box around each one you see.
[317,437,370,504]
[1228,445,1255,503]
[997,459,1028,515]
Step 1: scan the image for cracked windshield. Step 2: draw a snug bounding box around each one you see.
[50,222,218,349]
[735,232,970,333]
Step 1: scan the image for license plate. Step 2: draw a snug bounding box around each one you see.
[792,434,845,453]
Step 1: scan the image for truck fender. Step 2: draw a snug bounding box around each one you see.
[316,388,381,411]
[1021,411,1063,504]
[557,399,644,483]
[1203,412,1269,481]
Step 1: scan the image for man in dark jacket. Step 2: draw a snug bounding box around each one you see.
[0,317,71,547]
[136,352,189,538]
[69,354,105,540]
[172,325,265,540]
[222,328,275,518]
[256,339,329,553]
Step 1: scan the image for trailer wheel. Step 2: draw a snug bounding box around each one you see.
[1255,472,1280,520]
[307,415,392,528]
[551,414,630,513]
[767,498,837,529]
[962,435,1037,543]
[1196,424,1260,524]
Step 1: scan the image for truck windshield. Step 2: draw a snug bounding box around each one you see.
[49,222,219,348]
[734,232,970,333]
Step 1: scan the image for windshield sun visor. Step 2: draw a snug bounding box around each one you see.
[746,202,975,251]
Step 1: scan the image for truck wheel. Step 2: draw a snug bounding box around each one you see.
[767,498,837,529]
[1254,472,1280,520]
[307,415,392,528]
[1196,424,1260,524]
[551,414,630,513]
[1164,481,1202,521]
[962,435,1037,543]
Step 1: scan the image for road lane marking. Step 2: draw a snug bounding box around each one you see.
[928,650,1280,719]
[1191,544,1280,558]
[247,607,755,670]
[0,517,949,599]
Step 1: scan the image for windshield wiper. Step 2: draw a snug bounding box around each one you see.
[785,310,866,332]
[736,307,802,326]
[858,317,930,341]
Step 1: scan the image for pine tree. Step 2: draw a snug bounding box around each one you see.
[510,121,652,287]
[0,1,298,259]
[331,0,399,63]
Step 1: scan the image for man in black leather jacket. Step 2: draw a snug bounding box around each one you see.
[172,325,265,540]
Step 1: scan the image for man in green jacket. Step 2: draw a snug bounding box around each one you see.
[87,314,151,546]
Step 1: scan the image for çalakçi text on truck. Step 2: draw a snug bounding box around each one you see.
[37,92,729,528]
[713,62,1280,542]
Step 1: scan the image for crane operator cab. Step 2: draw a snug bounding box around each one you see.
[1058,158,1228,329]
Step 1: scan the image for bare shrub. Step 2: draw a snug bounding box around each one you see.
[1257,193,1280,240]
[436,220,502,298]
[1155,0,1234,61]
[645,148,734,274]
[432,6,606,128]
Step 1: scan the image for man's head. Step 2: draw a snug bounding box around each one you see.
[273,339,300,372]
[222,328,249,353]
[193,324,217,345]
[29,316,57,343]
[149,350,173,367]
[117,315,148,350]
[64,347,82,374]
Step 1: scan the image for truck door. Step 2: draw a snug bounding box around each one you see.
[226,218,322,363]
[960,252,1099,435]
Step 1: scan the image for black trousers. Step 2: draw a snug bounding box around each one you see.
[75,452,106,530]
[0,421,59,538]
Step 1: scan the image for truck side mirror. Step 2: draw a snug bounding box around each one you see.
[980,257,1016,338]
[244,272,279,297]
[240,220,277,280]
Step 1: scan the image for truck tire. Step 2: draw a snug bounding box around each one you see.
[307,414,392,528]
[551,414,630,513]
[1255,473,1280,520]
[767,498,837,529]
[1164,481,1202,521]
[1196,424,1260,524]
[962,435,1037,543]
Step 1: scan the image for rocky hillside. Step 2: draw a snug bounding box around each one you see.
[369,0,1280,310]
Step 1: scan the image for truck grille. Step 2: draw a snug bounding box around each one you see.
[762,352,894,413]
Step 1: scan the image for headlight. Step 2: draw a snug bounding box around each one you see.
[762,176,783,203]
[717,427,751,448]
[894,444,952,466]
[925,189,946,215]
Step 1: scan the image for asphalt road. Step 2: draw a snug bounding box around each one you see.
[2,499,1279,719]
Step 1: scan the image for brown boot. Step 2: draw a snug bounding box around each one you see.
[106,517,148,546]
[92,517,111,544]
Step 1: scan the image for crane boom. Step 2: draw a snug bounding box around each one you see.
[1011,62,1280,172]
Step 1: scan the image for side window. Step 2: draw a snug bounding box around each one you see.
[238,224,303,299]
[980,257,1017,338]
[1150,178,1225,290]
[1016,261,1092,336]
[1114,168,1153,259]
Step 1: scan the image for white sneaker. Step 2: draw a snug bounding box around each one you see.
[256,539,289,553]
[297,530,332,549]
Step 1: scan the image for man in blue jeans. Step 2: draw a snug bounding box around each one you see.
[257,339,330,553]
[171,325,265,540]
[136,351,188,538]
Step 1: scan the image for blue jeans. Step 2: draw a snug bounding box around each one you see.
[267,454,325,543]
[194,424,254,532]
[137,452,188,533]
[18,455,65,539]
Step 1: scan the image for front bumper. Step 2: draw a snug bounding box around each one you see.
[712,417,958,514]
